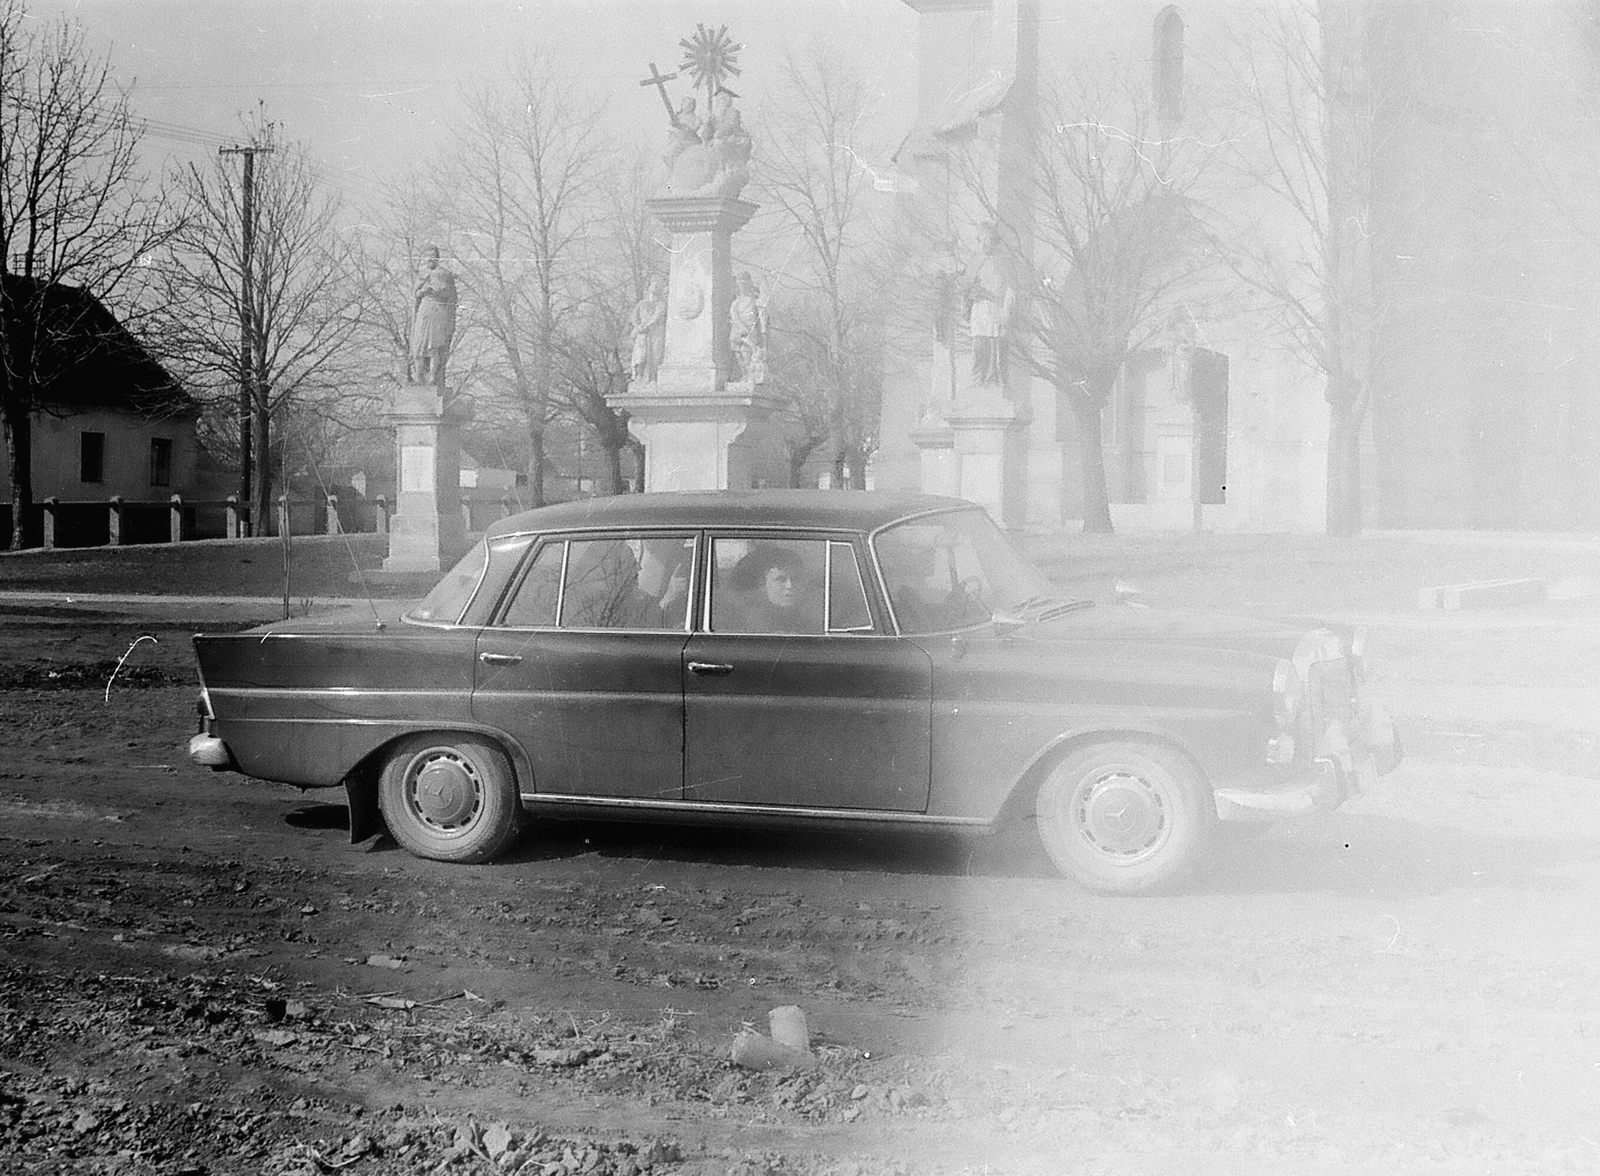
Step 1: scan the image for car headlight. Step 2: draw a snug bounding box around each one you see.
[1272,658,1301,726]
[1348,626,1367,685]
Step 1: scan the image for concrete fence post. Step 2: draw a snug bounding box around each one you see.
[374,495,388,535]
[107,496,124,546]
[325,494,341,535]
[42,498,58,550]
[277,495,290,538]
[461,499,473,534]
[226,495,242,539]
[169,494,184,544]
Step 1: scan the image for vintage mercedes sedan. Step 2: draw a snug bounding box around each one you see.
[189,491,1399,894]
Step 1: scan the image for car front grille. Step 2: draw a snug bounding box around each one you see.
[1307,658,1357,729]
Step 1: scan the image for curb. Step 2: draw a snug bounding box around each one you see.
[1416,578,1548,610]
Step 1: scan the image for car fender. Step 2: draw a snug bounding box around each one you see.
[991,722,1213,827]
[335,722,535,843]
[221,715,533,793]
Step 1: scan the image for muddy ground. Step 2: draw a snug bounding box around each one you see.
[1,582,1598,1174]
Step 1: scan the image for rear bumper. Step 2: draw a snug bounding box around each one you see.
[188,732,237,771]
[1215,701,1401,823]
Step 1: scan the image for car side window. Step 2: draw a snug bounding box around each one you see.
[826,541,873,633]
[500,541,563,628]
[499,534,694,631]
[634,535,695,629]
[710,537,825,635]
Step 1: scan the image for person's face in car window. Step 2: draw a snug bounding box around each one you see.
[764,565,795,609]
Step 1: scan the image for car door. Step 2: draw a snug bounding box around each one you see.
[682,533,932,812]
[472,532,694,800]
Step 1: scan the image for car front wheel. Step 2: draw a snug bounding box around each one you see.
[1034,740,1214,894]
[378,734,522,864]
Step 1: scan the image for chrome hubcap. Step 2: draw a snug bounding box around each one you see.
[1075,770,1167,858]
[410,753,482,831]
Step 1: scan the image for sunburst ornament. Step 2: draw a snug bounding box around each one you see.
[678,23,742,111]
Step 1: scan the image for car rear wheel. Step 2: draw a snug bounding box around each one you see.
[1034,740,1214,894]
[378,735,522,864]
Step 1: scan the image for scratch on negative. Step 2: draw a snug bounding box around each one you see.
[105,635,158,704]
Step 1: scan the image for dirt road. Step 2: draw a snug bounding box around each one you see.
[1,596,1597,1174]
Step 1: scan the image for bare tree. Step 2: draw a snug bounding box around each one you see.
[348,177,439,384]
[158,115,360,532]
[445,54,605,507]
[1216,0,1387,536]
[964,72,1215,533]
[754,48,889,488]
[0,3,182,548]
[544,155,660,495]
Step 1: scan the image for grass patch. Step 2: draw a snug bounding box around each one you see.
[0,534,431,599]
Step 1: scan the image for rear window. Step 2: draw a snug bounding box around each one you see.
[405,541,488,624]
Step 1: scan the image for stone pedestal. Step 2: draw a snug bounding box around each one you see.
[910,422,959,498]
[383,384,468,573]
[947,392,1027,523]
[607,391,783,491]
[608,194,784,490]
[1153,424,1197,502]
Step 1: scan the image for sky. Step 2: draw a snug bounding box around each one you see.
[40,0,921,211]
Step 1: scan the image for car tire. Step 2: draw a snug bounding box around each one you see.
[378,734,522,864]
[1034,740,1215,895]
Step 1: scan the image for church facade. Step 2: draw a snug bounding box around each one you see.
[873,0,1600,531]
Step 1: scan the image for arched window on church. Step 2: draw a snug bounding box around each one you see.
[1154,7,1185,127]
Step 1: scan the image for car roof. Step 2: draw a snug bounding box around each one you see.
[483,489,975,539]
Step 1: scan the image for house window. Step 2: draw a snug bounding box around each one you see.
[80,432,105,484]
[149,437,173,487]
[1154,7,1185,126]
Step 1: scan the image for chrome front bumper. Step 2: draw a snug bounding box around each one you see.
[1215,702,1401,823]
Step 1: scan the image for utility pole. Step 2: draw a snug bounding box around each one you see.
[219,141,273,534]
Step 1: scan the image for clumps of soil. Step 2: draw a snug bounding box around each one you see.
[0,659,191,690]
[0,962,951,1176]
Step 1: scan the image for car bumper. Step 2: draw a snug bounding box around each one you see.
[1215,702,1401,823]
[188,731,237,771]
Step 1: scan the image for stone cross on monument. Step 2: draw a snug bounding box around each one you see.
[608,26,784,491]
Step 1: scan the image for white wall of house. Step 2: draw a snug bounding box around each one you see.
[1,409,201,503]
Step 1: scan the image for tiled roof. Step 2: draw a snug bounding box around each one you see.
[2,274,197,420]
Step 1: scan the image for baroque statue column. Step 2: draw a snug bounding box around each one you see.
[608,37,783,491]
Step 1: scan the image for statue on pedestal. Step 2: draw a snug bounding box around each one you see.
[966,225,1013,386]
[703,90,753,198]
[662,94,701,174]
[410,245,458,388]
[651,25,753,200]
[729,270,767,384]
[629,277,667,384]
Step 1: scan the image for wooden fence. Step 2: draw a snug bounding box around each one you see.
[2,493,533,550]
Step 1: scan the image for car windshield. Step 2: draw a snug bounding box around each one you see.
[874,508,1065,634]
[405,540,488,624]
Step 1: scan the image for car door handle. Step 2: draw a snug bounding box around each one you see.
[478,652,523,666]
[688,661,734,676]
